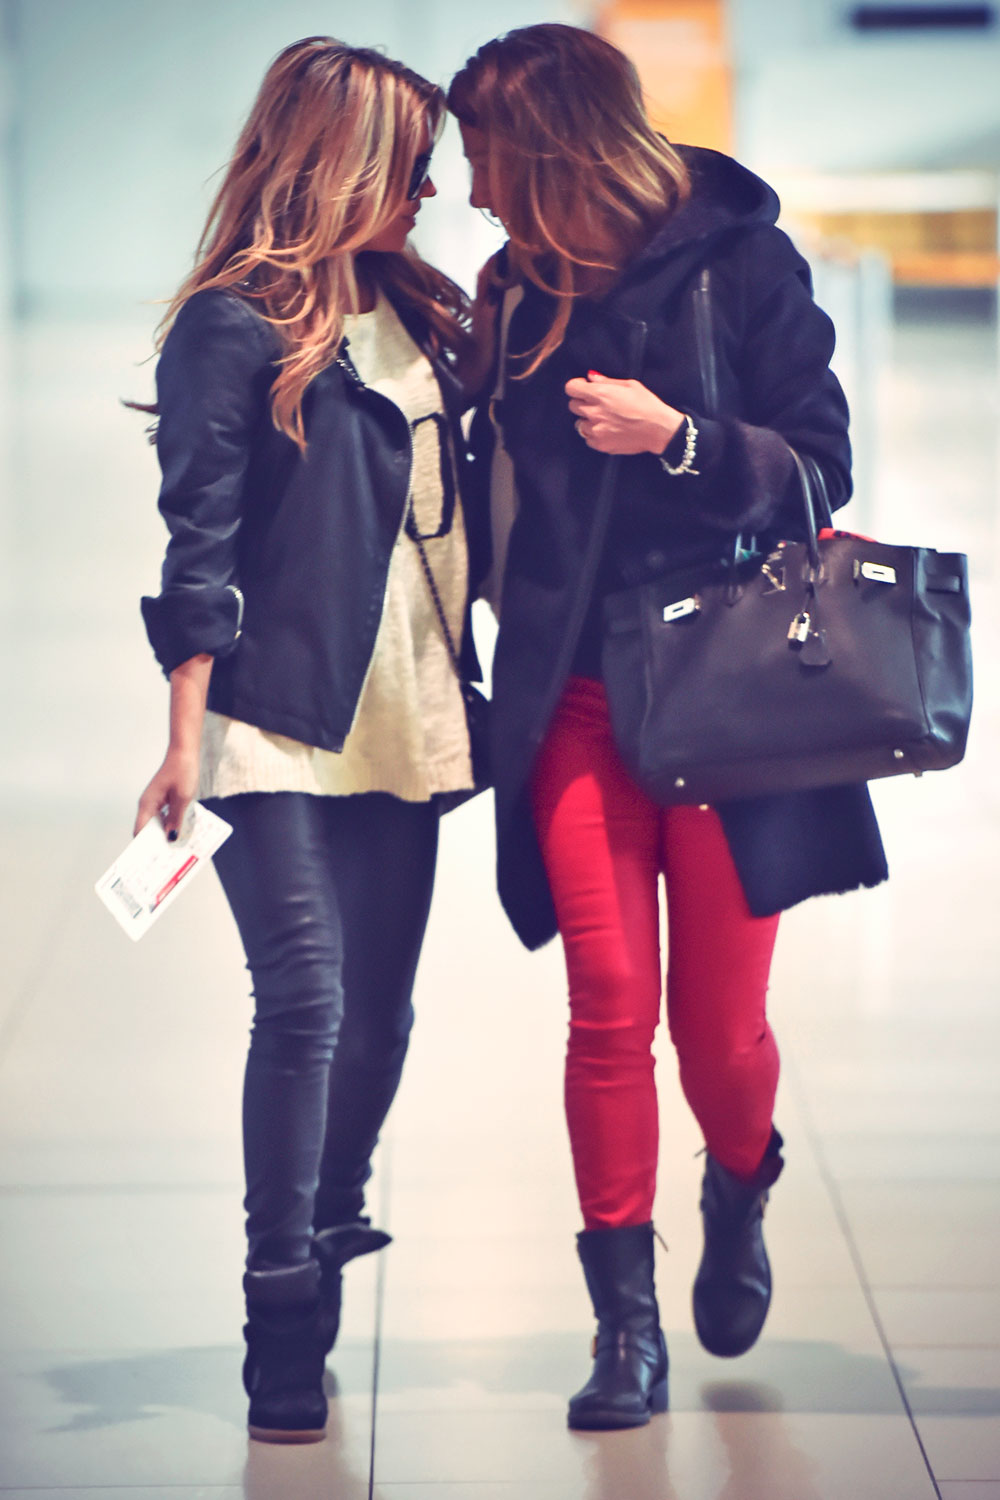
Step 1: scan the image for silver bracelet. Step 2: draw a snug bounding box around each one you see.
[659,415,699,476]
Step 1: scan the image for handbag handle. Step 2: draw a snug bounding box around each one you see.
[788,447,830,572]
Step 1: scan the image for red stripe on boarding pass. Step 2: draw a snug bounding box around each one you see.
[153,855,198,909]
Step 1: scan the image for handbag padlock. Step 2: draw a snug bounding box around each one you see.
[787,610,812,644]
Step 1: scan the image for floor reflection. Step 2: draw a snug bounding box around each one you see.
[709,1404,824,1500]
[576,1415,676,1500]
[243,1380,372,1500]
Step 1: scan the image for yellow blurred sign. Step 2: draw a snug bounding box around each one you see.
[596,0,732,152]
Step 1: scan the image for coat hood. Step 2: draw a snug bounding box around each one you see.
[633,144,781,266]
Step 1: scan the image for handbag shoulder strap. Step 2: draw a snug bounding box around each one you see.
[405,513,463,681]
[693,266,720,419]
[484,278,524,612]
[694,266,753,563]
[695,265,837,555]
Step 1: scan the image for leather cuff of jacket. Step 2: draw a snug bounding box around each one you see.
[141,585,243,679]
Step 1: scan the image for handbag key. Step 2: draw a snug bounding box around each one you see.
[799,625,832,669]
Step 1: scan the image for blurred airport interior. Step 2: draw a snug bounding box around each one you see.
[1,2,999,1496]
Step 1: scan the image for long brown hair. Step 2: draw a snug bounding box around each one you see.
[153,37,469,449]
[447,24,689,376]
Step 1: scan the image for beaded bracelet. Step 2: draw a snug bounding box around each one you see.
[658,414,700,476]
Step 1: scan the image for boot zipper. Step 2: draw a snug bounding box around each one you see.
[227,583,245,640]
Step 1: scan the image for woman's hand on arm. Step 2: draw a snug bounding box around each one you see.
[566,371,685,455]
[134,653,213,838]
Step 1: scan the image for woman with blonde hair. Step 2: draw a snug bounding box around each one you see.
[450,24,886,1430]
[134,36,480,1442]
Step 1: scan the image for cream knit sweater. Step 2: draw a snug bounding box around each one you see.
[198,291,473,802]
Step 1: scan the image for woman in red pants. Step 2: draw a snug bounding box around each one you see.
[449,25,887,1430]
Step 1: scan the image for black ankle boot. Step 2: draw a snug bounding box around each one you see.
[693,1127,785,1358]
[568,1222,669,1431]
[243,1261,328,1442]
[312,1219,392,1356]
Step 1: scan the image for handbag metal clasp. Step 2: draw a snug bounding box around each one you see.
[663,596,700,623]
[854,559,897,585]
[761,560,786,594]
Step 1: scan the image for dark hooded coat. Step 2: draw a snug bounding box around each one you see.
[476,145,888,951]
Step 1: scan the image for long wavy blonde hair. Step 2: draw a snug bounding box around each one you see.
[156,37,469,449]
[447,24,690,376]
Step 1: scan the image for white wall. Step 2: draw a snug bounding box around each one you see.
[0,3,14,605]
[729,0,1000,174]
[8,0,592,316]
[0,2,12,323]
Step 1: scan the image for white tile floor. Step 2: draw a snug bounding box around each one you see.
[1,290,998,1497]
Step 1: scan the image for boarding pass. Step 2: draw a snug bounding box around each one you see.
[95,801,232,941]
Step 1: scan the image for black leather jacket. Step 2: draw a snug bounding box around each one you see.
[141,287,480,752]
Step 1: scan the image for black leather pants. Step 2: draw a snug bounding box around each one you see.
[205,792,439,1271]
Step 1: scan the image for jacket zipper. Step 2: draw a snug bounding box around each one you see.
[693,267,719,418]
[333,340,419,726]
[227,583,245,640]
[530,316,650,746]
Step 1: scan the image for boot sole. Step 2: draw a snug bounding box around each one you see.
[248,1424,326,1444]
[693,1287,772,1358]
[567,1373,669,1430]
[696,1328,767,1358]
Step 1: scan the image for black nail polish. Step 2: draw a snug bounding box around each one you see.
[167,829,178,843]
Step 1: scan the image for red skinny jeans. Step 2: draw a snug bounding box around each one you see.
[530,677,781,1230]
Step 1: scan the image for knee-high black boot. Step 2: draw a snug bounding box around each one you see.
[243,1262,328,1443]
[693,1127,784,1358]
[312,1219,392,1356]
[568,1222,669,1431]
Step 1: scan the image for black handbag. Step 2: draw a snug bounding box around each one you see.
[601,450,973,805]
[406,509,492,813]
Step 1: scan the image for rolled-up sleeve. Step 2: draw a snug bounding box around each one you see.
[140,290,273,676]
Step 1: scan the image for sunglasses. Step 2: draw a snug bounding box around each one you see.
[407,150,433,201]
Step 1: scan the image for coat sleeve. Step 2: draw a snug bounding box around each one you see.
[140,290,273,676]
[662,228,852,538]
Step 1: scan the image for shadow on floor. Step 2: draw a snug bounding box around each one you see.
[374,1329,935,1416]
